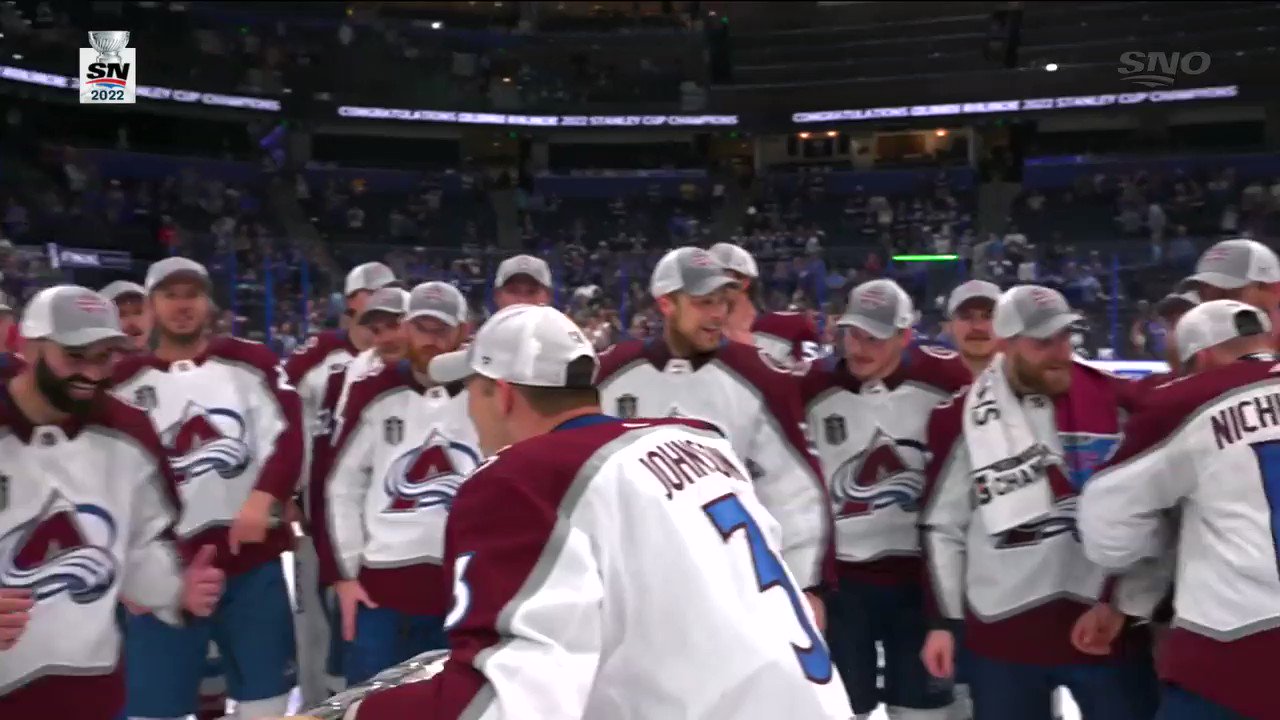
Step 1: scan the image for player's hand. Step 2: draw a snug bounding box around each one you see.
[920,629,955,679]
[229,490,278,555]
[0,588,35,651]
[1071,603,1125,656]
[804,591,826,632]
[335,579,378,642]
[182,545,224,617]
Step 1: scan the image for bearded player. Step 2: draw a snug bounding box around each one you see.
[920,285,1163,720]
[314,281,480,685]
[0,285,222,720]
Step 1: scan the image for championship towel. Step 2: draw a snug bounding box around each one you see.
[963,354,1054,534]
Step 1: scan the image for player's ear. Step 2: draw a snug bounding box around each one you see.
[900,328,913,347]
[656,294,674,316]
[496,379,516,416]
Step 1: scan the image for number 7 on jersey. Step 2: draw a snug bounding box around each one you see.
[703,493,833,683]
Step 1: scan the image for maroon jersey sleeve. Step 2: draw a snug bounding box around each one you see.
[754,312,821,362]
[351,423,628,720]
[283,330,348,386]
[594,339,647,384]
[908,345,974,394]
[211,337,305,502]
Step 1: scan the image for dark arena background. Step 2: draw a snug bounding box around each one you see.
[1,1,1277,370]
[2,2,1280,718]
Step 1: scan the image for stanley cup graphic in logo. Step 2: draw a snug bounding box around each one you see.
[80,30,136,104]
[88,31,130,63]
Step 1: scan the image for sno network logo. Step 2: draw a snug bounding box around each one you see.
[1117,51,1210,88]
[79,31,135,104]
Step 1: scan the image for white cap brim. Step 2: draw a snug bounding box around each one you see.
[428,350,475,384]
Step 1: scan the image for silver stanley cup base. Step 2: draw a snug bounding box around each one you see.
[305,649,451,719]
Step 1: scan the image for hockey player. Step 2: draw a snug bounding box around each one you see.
[0,292,14,354]
[943,280,1000,377]
[317,281,479,685]
[493,254,553,308]
[104,276,242,720]
[799,279,971,720]
[1080,299,1279,719]
[0,285,223,720]
[710,241,824,365]
[100,281,152,354]
[282,261,397,706]
[919,285,1163,720]
[1190,238,1280,339]
[112,257,305,720]
[596,246,831,617]
[275,303,852,719]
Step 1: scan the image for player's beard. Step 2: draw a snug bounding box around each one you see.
[408,342,449,374]
[1010,351,1071,396]
[35,357,103,416]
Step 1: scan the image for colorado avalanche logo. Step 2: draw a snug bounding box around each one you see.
[0,491,117,604]
[163,401,252,484]
[830,429,927,518]
[382,431,482,513]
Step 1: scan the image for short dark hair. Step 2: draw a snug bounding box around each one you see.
[515,355,599,416]
[472,355,600,417]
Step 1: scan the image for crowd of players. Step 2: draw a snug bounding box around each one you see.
[0,233,1278,720]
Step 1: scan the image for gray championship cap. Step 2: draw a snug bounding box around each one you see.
[356,287,410,324]
[650,247,738,298]
[1190,239,1280,290]
[837,279,914,338]
[100,280,146,303]
[20,285,126,347]
[429,304,598,387]
[494,255,553,288]
[344,262,398,296]
[144,257,210,293]
[993,285,1083,340]
[406,281,468,327]
[709,242,760,279]
[1175,299,1273,363]
[947,279,1002,317]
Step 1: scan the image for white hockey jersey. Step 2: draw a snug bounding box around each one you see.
[283,330,358,484]
[799,346,970,583]
[112,337,304,575]
[317,361,480,614]
[921,361,1166,665]
[345,415,853,720]
[333,347,385,424]
[0,382,184,718]
[1080,357,1280,719]
[596,338,832,590]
